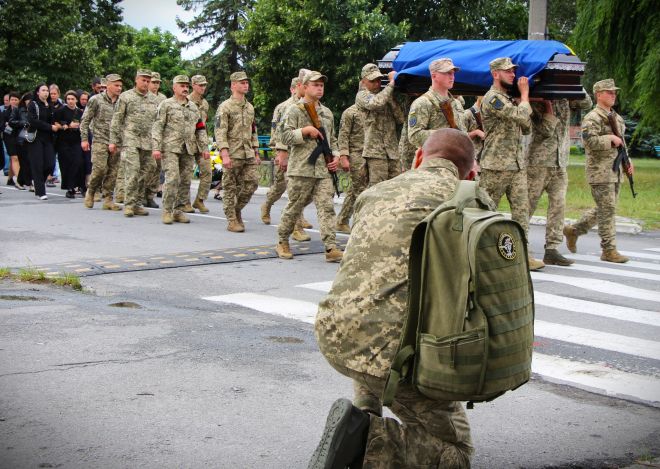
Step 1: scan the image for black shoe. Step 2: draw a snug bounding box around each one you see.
[308,398,370,469]
[65,190,75,199]
[156,191,162,198]
[7,178,15,186]
[145,199,159,208]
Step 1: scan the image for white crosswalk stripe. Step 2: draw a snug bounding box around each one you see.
[619,250,660,261]
[203,255,660,407]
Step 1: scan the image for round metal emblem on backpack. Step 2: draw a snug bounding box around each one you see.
[497,233,517,260]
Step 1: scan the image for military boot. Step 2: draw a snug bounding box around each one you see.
[145,199,159,208]
[173,210,190,224]
[84,191,94,209]
[236,209,245,229]
[162,211,173,225]
[261,203,271,225]
[192,198,209,213]
[543,248,574,266]
[115,194,124,204]
[563,225,579,253]
[601,249,629,263]
[300,215,313,229]
[133,206,149,216]
[336,222,351,234]
[528,255,545,271]
[181,202,195,213]
[227,219,244,233]
[93,192,101,202]
[292,229,311,242]
[102,196,121,211]
[307,398,369,469]
[123,206,134,217]
[276,242,293,259]
[325,247,343,263]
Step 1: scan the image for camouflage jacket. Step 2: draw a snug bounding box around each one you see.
[355,84,403,160]
[581,105,626,184]
[109,88,159,150]
[462,106,484,160]
[151,97,208,155]
[480,86,532,171]
[214,96,258,159]
[408,89,467,148]
[315,158,460,377]
[528,96,593,168]
[337,104,365,167]
[79,91,118,145]
[270,94,297,151]
[281,100,339,179]
[151,91,167,106]
[190,93,209,123]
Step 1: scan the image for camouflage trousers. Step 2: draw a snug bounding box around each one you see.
[330,361,473,469]
[222,158,258,220]
[123,147,157,209]
[264,163,287,208]
[162,152,194,212]
[527,166,568,250]
[115,154,125,199]
[336,164,367,225]
[88,143,119,198]
[573,183,620,250]
[144,157,161,202]
[192,153,212,202]
[365,157,400,187]
[278,176,336,249]
[479,169,530,237]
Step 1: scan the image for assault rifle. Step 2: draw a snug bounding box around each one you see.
[302,102,341,197]
[607,112,637,198]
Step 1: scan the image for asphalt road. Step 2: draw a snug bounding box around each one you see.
[1,183,658,468]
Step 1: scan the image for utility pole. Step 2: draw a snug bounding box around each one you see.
[528,0,548,40]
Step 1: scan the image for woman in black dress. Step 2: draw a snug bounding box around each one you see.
[9,93,33,190]
[2,92,21,188]
[26,83,60,200]
[55,90,84,198]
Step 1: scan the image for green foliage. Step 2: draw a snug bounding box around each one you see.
[239,0,408,131]
[572,0,660,132]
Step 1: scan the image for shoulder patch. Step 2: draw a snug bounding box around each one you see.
[497,233,517,260]
[271,120,277,129]
[408,112,417,127]
[490,96,504,111]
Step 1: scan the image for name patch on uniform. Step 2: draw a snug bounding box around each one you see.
[490,96,504,111]
[409,113,417,127]
[497,232,517,260]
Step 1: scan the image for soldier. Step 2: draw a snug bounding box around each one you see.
[275,71,343,262]
[397,94,420,172]
[260,76,311,242]
[527,93,592,266]
[463,96,485,161]
[214,71,260,232]
[310,129,474,469]
[80,73,122,211]
[480,57,544,271]
[187,74,212,214]
[109,69,159,217]
[152,75,209,225]
[334,98,365,233]
[563,79,632,263]
[355,63,403,186]
[144,71,167,209]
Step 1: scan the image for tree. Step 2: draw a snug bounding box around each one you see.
[239,0,408,130]
[572,0,660,133]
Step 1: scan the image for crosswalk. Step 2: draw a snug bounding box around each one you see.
[203,247,660,408]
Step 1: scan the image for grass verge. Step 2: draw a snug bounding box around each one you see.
[1,268,83,291]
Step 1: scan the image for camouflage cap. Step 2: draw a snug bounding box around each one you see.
[173,75,190,84]
[361,63,384,81]
[151,72,161,82]
[191,75,208,85]
[303,71,327,84]
[105,73,122,83]
[489,57,518,71]
[100,77,108,86]
[230,71,249,82]
[593,78,620,94]
[298,68,312,82]
[290,77,300,88]
[429,58,460,73]
[136,69,152,77]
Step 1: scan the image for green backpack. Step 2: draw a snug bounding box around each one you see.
[383,180,534,408]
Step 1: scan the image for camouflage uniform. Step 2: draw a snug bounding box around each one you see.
[189,92,212,203]
[144,90,167,203]
[335,104,366,226]
[152,94,208,214]
[462,104,484,161]
[407,89,467,149]
[527,96,592,250]
[479,86,532,236]
[265,93,298,208]
[110,87,159,211]
[355,83,403,186]
[80,90,119,198]
[214,95,259,221]
[572,104,626,250]
[316,158,473,468]
[398,114,417,171]
[279,100,339,249]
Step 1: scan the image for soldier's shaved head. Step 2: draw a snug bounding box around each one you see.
[420,128,474,178]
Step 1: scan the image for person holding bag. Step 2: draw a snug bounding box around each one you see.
[9,93,33,190]
[27,83,60,200]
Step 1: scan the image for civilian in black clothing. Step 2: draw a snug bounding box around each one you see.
[27,83,61,200]
[2,92,21,187]
[9,93,33,189]
[55,90,85,198]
